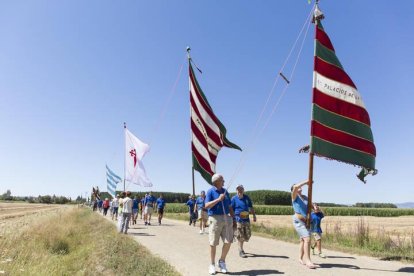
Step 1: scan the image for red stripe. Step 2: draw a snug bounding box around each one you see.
[190,96,223,147]
[192,143,214,175]
[313,88,371,126]
[314,57,357,89]
[316,26,334,52]
[189,69,223,129]
[311,121,376,156]
[191,120,218,163]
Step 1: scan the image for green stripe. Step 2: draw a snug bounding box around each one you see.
[311,137,375,169]
[190,64,212,110]
[192,154,212,185]
[312,105,374,142]
[190,63,242,152]
[317,21,324,31]
[315,41,343,69]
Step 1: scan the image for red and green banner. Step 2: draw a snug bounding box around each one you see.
[311,21,376,182]
[189,63,241,184]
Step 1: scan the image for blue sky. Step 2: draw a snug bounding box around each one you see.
[0,1,413,204]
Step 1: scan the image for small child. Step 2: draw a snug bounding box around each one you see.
[310,202,326,258]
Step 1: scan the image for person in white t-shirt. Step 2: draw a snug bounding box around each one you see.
[111,194,120,221]
[120,191,133,234]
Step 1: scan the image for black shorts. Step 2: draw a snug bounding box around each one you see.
[158,208,164,215]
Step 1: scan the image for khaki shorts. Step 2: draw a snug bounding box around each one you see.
[198,210,208,221]
[144,206,153,215]
[312,232,322,240]
[236,222,252,242]
[208,215,234,246]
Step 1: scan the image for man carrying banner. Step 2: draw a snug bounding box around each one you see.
[205,173,235,275]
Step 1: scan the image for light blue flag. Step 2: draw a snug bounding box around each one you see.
[106,165,122,198]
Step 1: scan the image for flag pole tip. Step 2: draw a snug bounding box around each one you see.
[186,46,191,52]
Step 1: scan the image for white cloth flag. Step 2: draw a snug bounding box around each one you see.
[125,128,152,187]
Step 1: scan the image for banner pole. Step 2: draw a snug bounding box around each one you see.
[123,122,126,192]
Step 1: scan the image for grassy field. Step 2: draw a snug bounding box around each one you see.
[0,204,179,275]
[164,212,414,263]
[165,203,414,217]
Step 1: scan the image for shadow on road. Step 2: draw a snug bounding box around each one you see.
[318,263,360,270]
[246,253,289,259]
[326,255,356,259]
[228,269,284,275]
[398,267,414,273]
[128,232,155,237]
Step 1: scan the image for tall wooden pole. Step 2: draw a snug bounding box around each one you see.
[306,153,314,228]
[123,122,126,192]
[187,46,196,197]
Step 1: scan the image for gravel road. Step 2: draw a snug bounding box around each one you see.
[104,215,414,276]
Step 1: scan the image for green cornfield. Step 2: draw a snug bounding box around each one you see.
[165,203,414,217]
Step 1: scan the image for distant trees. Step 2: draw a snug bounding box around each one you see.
[1,190,13,200]
[354,202,397,208]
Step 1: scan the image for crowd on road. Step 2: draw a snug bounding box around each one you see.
[91,174,326,275]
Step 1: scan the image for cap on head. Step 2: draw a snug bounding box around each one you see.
[200,190,205,194]
[236,184,244,191]
[211,173,223,184]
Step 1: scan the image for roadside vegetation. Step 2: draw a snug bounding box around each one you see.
[0,207,179,275]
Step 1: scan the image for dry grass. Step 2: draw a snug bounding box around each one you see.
[0,205,180,275]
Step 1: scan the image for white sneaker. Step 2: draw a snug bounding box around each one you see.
[199,230,203,234]
[209,264,216,275]
[218,260,227,274]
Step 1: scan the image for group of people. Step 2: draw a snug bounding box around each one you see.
[201,174,325,275]
[92,174,325,274]
[92,191,166,234]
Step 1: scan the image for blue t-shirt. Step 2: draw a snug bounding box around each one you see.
[98,200,103,207]
[231,195,253,223]
[292,195,308,218]
[186,199,195,213]
[205,187,231,216]
[132,199,139,209]
[310,212,324,233]
[156,198,166,209]
[145,195,156,207]
[195,196,205,211]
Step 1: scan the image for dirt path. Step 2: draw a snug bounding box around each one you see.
[102,215,414,276]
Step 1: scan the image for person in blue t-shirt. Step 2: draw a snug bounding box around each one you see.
[140,196,146,219]
[291,180,317,269]
[205,173,235,275]
[195,191,207,234]
[186,195,197,226]
[231,185,257,258]
[132,195,139,225]
[310,202,326,258]
[144,192,156,225]
[156,194,166,225]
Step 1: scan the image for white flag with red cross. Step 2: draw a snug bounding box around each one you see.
[125,128,152,187]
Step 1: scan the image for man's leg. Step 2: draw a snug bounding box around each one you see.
[299,238,304,263]
[220,242,231,261]
[210,245,216,265]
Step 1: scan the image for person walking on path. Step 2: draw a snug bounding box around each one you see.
[102,198,110,216]
[291,180,318,269]
[140,195,145,219]
[205,173,235,275]
[120,191,133,234]
[144,192,156,225]
[111,194,120,221]
[156,194,166,225]
[231,185,257,258]
[132,195,139,225]
[186,195,197,226]
[311,202,326,258]
[195,191,208,234]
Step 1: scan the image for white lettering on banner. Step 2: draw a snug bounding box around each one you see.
[314,72,365,108]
